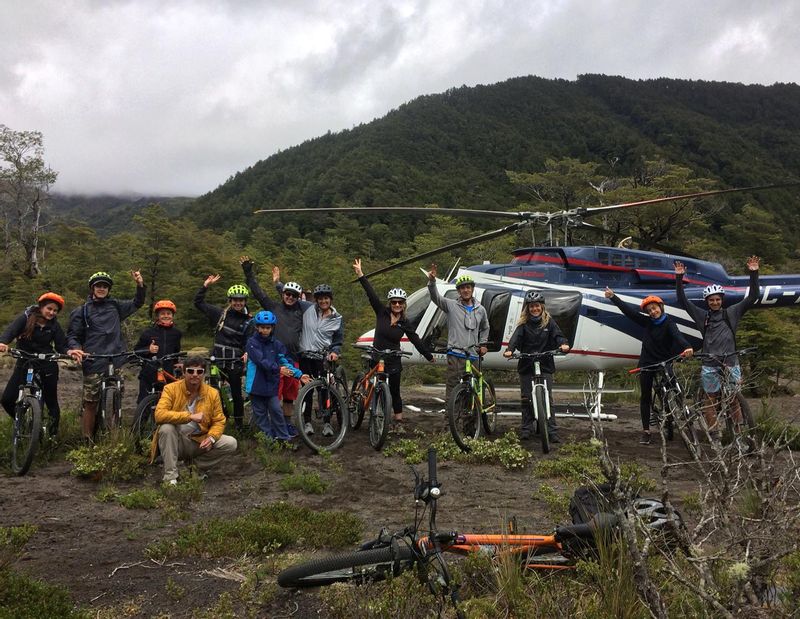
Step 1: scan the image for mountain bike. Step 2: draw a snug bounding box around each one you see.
[349,346,411,450]
[294,349,350,452]
[6,349,71,475]
[277,448,677,613]
[628,353,699,453]
[690,348,757,448]
[447,346,497,452]
[87,352,133,433]
[207,355,239,419]
[131,351,186,441]
[508,350,566,454]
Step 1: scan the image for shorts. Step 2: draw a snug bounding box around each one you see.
[82,373,104,402]
[701,364,741,395]
[278,361,300,402]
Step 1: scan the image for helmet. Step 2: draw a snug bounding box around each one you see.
[38,292,65,310]
[524,290,545,304]
[454,274,475,288]
[313,283,333,298]
[387,288,407,300]
[640,295,664,310]
[88,271,113,289]
[283,281,303,296]
[633,498,683,531]
[703,284,725,299]
[153,299,177,313]
[253,310,277,325]
[227,284,250,299]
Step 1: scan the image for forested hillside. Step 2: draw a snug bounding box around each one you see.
[3,74,800,388]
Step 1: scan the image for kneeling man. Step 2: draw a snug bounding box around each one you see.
[149,355,237,484]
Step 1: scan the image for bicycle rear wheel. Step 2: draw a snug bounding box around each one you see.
[369,382,391,450]
[294,379,349,452]
[11,396,42,476]
[132,393,160,448]
[278,544,414,588]
[481,380,498,435]
[534,389,550,454]
[448,383,481,452]
[349,372,367,430]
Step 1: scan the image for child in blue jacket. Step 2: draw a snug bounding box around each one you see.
[245,311,310,440]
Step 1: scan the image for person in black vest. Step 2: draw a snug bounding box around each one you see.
[134,299,183,403]
[353,258,434,423]
[194,274,251,430]
[605,288,693,445]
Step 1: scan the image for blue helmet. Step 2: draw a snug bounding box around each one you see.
[253,310,277,325]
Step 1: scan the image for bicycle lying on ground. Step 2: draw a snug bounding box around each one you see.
[508,350,566,454]
[277,448,679,614]
[628,352,700,453]
[349,346,411,450]
[6,349,71,475]
[294,349,349,452]
[131,351,186,440]
[447,346,498,452]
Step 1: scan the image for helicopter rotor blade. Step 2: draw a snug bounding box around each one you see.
[575,222,697,258]
[582,182,800,219]
[359,221,527,280]
[254,205,527,219]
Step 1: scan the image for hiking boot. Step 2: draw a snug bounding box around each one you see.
[166,478,178,486]
[322,422,334,437]
[303,422,314,436]
[639,431,651,445]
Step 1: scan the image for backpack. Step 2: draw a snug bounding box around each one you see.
[702,307,733,338]
[569,483,614,524]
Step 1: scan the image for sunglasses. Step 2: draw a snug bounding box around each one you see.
[390,300,406,305]
[184,368,205,375]
[283,291,299,298]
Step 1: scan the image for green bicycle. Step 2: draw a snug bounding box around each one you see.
[447,345,498,452]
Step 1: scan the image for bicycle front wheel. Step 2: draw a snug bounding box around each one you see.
[448,383,481,452]
[133,393,160,447]
[349,372,367,430]
[481,380,498,435]
[102,386,122,431]
[534,388,550,455]
[369,381,391,450]
[11,396,42,476]
[278,544,414,588]
[666,391,699,455]
[294,379,349,453]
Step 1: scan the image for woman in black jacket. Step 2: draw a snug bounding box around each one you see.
[0,292,72,435]
[134,299,183,403]
[605,288,693,445]
[353,259,433,423]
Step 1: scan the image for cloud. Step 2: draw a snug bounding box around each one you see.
[1,0,797,195]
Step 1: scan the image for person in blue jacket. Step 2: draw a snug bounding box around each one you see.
[245,311,310,441]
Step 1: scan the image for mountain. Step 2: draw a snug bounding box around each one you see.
[193,74,800,245]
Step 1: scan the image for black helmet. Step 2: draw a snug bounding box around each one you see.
[313,283,333,298]
[525,290,545,304]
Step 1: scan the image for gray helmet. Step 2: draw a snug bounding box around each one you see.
[525,290,545,304]
[313,283,333,298]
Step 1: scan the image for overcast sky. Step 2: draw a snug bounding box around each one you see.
[1,0,798,196]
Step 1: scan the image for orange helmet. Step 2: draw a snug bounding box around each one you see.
[38,292,65,310]
[640,295,664,310]
[153,299,177,313]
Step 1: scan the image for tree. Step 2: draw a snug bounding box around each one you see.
[0,125,58,277]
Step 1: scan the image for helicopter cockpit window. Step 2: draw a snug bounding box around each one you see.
[404,287,430,330]
[421,290,459,353]
[481,290,511,352]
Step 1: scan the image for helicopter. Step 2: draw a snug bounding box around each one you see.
[256,183,800,378]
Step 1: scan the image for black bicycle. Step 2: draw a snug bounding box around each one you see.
[294,349,350,452]
[86,353,133,433]
[7,349,71,475]
[131,351,187,441]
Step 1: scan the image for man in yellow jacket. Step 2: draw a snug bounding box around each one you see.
[150,355,238,484]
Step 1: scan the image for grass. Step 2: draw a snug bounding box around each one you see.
[0,409,84,474]
[66,431,147,481]
[96,475,204,519]
[383,431,532,469]
[145,501,362,560]
[532,439,604,483]
[754,403,800,449]
[254,434,297,473]
[279,468,328,494]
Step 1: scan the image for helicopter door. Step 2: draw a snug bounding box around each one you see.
[479,290,511,352]
[541,290,582,345]
[421,290,459,353]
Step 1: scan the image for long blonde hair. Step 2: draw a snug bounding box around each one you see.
[517,303,551,328]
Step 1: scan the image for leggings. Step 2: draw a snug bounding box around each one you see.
[1,361,61,431]
[639,366,675,431]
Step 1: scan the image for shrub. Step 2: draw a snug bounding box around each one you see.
[280,468,328,494]
[66,436,146,481]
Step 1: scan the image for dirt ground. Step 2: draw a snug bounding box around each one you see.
[1,364,798,617]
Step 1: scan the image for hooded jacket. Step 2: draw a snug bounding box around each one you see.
[427,280,489,353]
[1,306,69,355]
[244,332,302,397]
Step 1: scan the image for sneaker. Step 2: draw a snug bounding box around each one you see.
[735,435,753,454]
[322,423,334,437]
[549,434,561,444]
[197,472,209,481]
[167,479,178,486]
[303,422,314,436]
[639,432,651,445]
[286,422,298,438]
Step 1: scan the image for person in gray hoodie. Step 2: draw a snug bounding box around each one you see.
[68,270,145,441]
[426,265,489,402]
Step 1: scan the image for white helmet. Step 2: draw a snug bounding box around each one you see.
[702,284,725,299]
[387,288,408,300]
[283,281,303,296]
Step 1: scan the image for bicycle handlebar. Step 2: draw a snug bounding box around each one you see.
[628,352,689,374]
[299,348,338,361]
[7,349,72,362]
[352,345,412,358]
[509,349,566,360]
[691,347,757,364]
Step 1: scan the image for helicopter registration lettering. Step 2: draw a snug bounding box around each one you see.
[757,285,800,305]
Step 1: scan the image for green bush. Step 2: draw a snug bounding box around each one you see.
[66,436,146,481]
[280,468,328,494]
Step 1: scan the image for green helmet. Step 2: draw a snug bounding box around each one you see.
[454,274,475,288]
[88,271,113,288]
[227,284,250,299]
